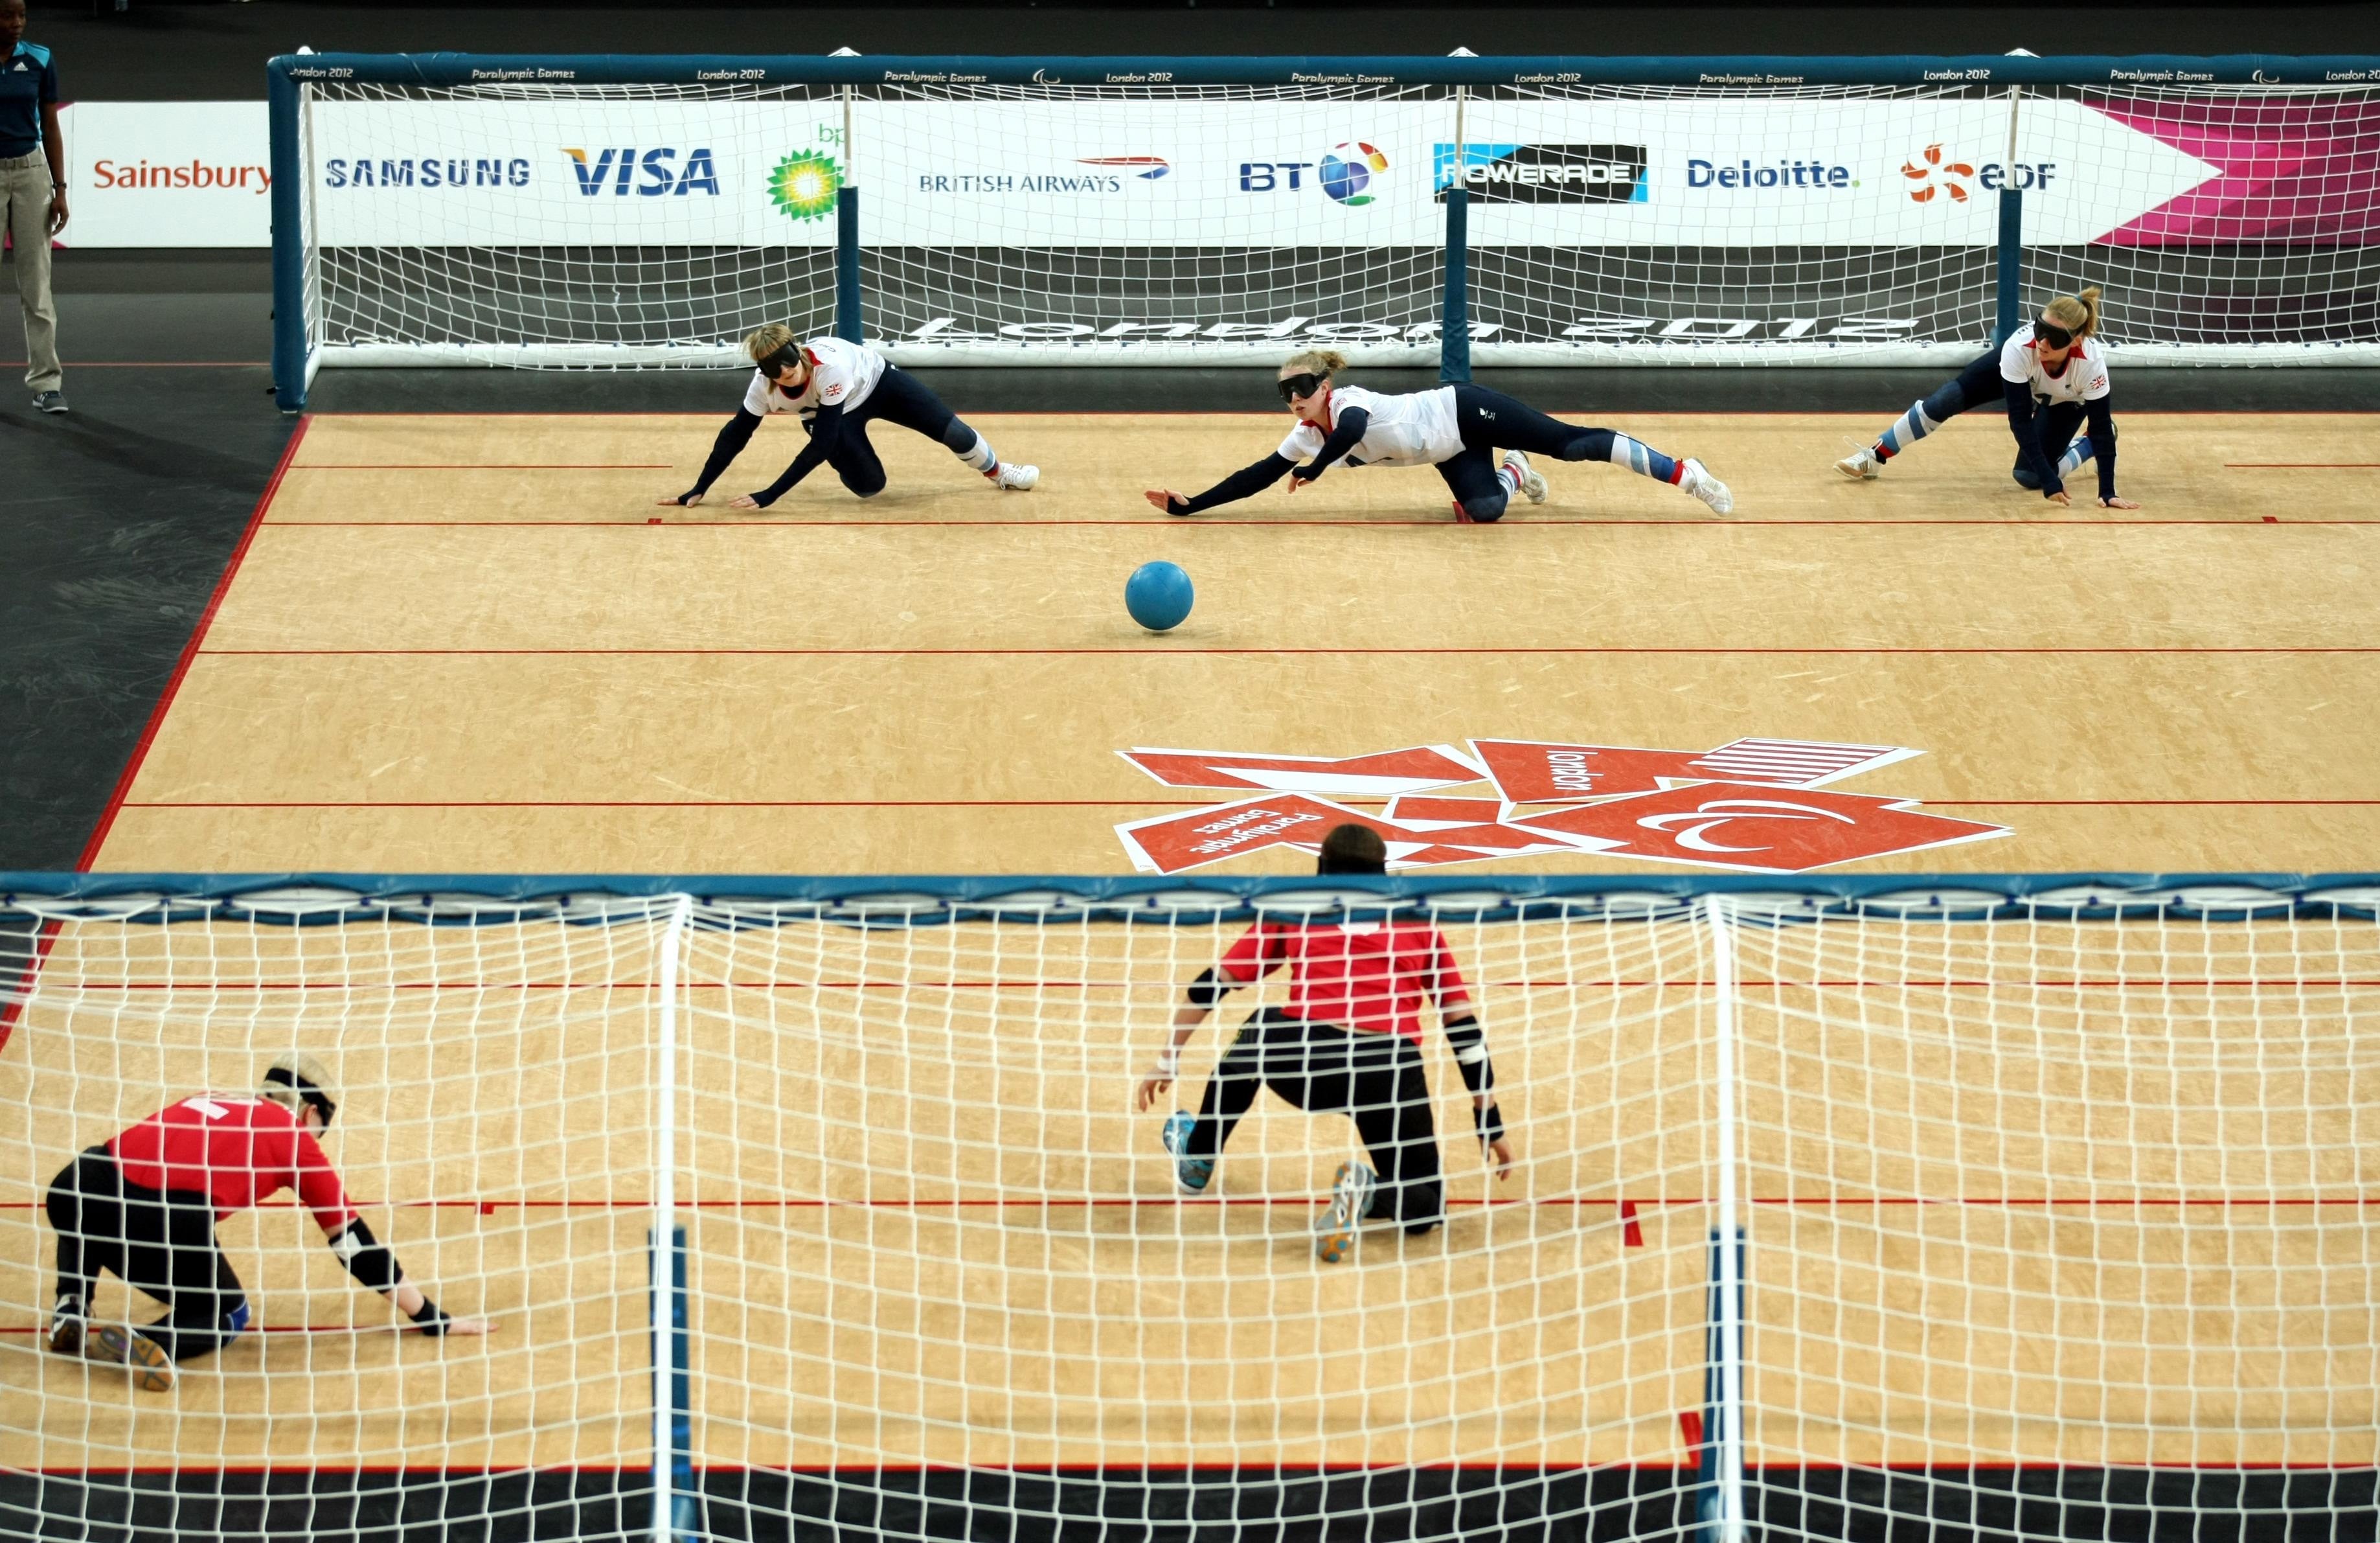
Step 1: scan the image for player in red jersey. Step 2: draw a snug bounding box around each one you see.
[1134,824,1515,1263]
[43,1053,490,1391]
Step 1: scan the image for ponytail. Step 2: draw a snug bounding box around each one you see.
[2041,286,2102,341]
[1282,348,1350,379]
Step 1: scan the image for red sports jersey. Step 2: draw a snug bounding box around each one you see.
[1215,919,1471,1044]
[108,1095,359,1234]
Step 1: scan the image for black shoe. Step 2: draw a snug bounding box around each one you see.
[32,391,67,415]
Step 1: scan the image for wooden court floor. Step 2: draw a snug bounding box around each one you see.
[74,406,2380,876]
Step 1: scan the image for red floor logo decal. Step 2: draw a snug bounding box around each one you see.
[1116,737,2006,874]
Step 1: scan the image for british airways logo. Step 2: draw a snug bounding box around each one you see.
[561,147,721,196]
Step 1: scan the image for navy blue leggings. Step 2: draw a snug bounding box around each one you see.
[1436,385,1628,522]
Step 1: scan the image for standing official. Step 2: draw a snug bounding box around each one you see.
[0,0,65,413]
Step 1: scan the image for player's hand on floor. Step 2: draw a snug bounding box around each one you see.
[728,494,762,510]
[436,1315,495,1336]
[1485,1136,1514,1181]
[2044,489,2072,507]
[2100,496,2141,510]
[1134,1073,1173,1112]
[1142,490,1188,515]
[657,492,703,507]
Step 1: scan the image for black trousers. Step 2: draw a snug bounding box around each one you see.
[46,1148,250,1364]
[1925,349,2088,480]
[807,365,967,497]
[1435,384,1628,521]
[1186,1008,1445,1231]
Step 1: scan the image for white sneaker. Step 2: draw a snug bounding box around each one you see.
[1504,450,1548,505]
[1314,1160,1378,1264]
[1682,458,1734,516]
[1835,446,1881,480]
[991,462,1039,491]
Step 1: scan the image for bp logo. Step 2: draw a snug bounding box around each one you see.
[768,150,842,222]
[1319,142,1389,205]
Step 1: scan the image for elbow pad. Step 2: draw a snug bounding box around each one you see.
[328,1218,402,1294]
[1185,967,1232,1009]
[1444,1014,1495,1097]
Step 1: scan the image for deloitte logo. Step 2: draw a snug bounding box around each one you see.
[1320,142,1388,205]
[768,150,842,222]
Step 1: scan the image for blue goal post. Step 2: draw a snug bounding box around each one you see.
[266,52,2380,409]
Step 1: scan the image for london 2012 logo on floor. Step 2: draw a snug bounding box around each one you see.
[1113,738,2010,875]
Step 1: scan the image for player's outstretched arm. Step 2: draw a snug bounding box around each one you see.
[1136,968,1240,1109]
[1444,1012,1514,1180]
[1147,453,1297,517]
[1285,407,1369,493]
[2083,396,2137,509]
[736,402,845,509]
[661,408,762,507]
[328,1218,493,1336]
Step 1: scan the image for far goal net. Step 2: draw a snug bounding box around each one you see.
[2,875,2374,1540]
[266,54,2380,402]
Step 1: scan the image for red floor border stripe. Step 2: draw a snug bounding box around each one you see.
[75,416,313,871]
[190,646,2380,657]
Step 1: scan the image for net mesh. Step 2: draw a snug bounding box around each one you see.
[288,74,2380,369]
[1,888,2374,1540]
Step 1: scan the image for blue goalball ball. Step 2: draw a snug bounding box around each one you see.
[1125,560,1195,633]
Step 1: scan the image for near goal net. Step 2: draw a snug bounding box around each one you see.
[266,53,2380,404]
[1,874,2375,1541]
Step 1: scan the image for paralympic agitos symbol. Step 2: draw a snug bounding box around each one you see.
[1113,737,2009,875]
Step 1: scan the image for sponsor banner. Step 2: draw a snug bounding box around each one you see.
[295,96,2206,248]
[59,102,273,247]
[76,95,2374,251]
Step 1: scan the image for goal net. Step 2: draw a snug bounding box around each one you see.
[266,54,2380,402]
[2,876,2375,1541]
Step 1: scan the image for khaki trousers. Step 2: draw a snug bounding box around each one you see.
[2,150,62,394]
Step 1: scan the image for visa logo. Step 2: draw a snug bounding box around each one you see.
[561,148,721,196]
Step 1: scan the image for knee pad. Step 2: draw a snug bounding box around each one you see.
[1462,496,1508,523]
[938,418,977,454]
[2011,464,2042,490]
[843,470,887,499]
[221,1299,251,1339]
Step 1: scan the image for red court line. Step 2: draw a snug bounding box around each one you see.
[21,1461,2360,1477]
[2226,463,2380,468]
[6,1195,2370,1212]
[113,797,2380,810]
[0,360,266,368]
[290,463,674,470]
[76,417,312,869]
[255,516,2380,528]
[297,407,2380,418]
[191,645,2380,656]
[43,977,2380,992]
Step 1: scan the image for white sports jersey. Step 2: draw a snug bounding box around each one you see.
[740,336,888,420]
[1999,325,2110,407]
[1278,383,1466,470]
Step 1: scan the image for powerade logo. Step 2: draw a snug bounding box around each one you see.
[1239,143,1388,203]
[1433,144,1647,204]
[323,157,529,189]
[561,147,721,196]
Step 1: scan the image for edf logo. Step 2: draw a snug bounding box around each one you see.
[1239,161,1314,192]
[563,148,721,196]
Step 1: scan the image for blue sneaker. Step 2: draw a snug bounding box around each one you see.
[1314,1161,1378,1264]
[1161,1111,1213,1194]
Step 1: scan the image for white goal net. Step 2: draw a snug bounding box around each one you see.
[270,56,2380,388]
[2,878,2375,1540]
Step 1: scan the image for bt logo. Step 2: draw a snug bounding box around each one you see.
[561,147,721,196]
[1240,141,1388,204]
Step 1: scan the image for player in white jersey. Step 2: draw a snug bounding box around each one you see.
[661,325,1037,508]
[1835,286,2139,508]
[1142,348,1732,521]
